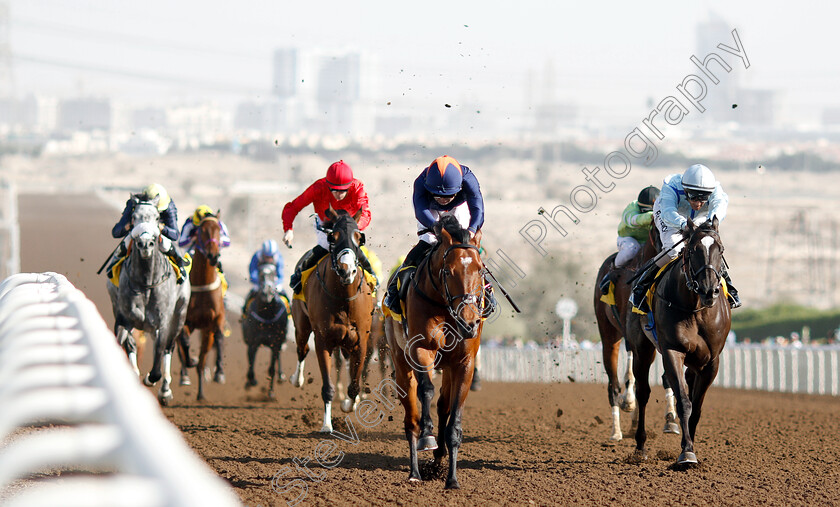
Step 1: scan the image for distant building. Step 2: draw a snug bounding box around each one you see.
[131,107,167,131]
[272,48,298,99]
[57,98,111,132]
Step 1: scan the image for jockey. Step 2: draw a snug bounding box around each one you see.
[243,239,289,313]
[178,204,231,270]
[282,160,375,294]
[599,185,660,295]
[383,155,490,316]
[108,183,187,282]
[629,164,741,311]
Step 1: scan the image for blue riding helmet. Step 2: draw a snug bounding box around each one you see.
[423,156,464,196]
[261,239,279,258]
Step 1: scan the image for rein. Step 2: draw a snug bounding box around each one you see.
[654,229,724,313]
[125,248,172,294]
[315,253,365,302]
[411,242,488,320]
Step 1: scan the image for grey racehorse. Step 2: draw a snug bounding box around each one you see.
[106,197,190,406]
[242,263,289,399]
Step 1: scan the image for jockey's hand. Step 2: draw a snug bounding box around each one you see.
[283,229,294,248]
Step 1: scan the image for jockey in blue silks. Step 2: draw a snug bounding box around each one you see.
[383,155,492,315]
[629,164,741,311]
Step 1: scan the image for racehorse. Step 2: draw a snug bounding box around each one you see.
[289,208,375,432]
[384,216,489,489]
[106,196,190,406]
[628,217,732,465]
[334,307,391,403]
[593,227,678,442]
[180,211,227,401]
[242,262,289,399]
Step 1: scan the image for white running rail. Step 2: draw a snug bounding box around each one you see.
[0,272,241,507]
[481,344,840,396]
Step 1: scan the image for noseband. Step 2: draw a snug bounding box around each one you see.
[196,216,220,256]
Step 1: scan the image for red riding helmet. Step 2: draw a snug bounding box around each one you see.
[326,160,354,190]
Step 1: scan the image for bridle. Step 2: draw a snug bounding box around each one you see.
[315,216,366,301]
[413,242,490,321]
[681,228,723,297]
[195,215,220,258]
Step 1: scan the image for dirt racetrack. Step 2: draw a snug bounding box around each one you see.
[17,192,840,506]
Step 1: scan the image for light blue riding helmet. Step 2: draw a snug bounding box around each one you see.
[261,239,279,259]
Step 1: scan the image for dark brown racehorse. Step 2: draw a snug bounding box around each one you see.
[385,215,488,489]
[181,212,227,401]
[629,217,731,465]
[594,227,678,442]
[289,208,375,432]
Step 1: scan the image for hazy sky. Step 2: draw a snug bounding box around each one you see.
[8,0,840,124]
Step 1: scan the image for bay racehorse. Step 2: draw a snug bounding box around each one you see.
[180,211,227,401]
[594,227,678,442]
[334,307,391,405]
[106,196,190,405]
[384,215,490,489]
[242,262,289,399]
[629,217,732,465]
[289,208,375,432]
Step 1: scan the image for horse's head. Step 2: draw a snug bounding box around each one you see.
[131,221,160,260]
[433,215,484,339]
[257,262,278,303]
[196,211,222,266]
[131,196,161,230]
[682,216,724,308]
[322,206,365,285]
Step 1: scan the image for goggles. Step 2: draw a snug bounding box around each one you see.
[685,189,711,202]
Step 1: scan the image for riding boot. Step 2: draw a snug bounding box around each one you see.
[629,263,659,312]
[290,245,329,294]
[166,244,188,284]
[599,262,617,295]
[385,266,415,315]
[721,269,742,308]
[105,240,128,278]
[482,282,498,317]
[357,249,378,287]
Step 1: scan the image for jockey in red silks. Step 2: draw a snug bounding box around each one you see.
[281,160,375,294]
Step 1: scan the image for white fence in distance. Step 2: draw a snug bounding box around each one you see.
[0,272,241,507]
[480,345,840,396]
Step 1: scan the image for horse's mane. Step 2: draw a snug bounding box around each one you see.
[435,215,470,244]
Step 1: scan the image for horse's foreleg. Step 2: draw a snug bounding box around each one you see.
[391,348,421,482]
[661,348,695,464]
[620,351,637,412]
[688,357,719,444]
[196,329,213,401]
[268,344,280,399]
[632,338,656,458]
[290,309,311,388]
[602,334,623,442]
[144,329,163,386]
[213,323,225,384]
[116,325,140,376]
[178,327,192,386]
[315,346,335,433]
[415,369,437,452]
[342,349,362,413]
[434,369,453,465]
[442,365,473,490]
[246,343,258,389]
[662,374,679,434]
[158,350,173,405]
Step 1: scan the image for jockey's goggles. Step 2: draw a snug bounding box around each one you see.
[684,189,711,202]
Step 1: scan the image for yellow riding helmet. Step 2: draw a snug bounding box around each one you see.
[192,205,214,225]
[142,183,171,211]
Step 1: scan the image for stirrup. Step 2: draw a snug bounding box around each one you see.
[728,294,742,309]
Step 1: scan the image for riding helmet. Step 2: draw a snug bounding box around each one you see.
[192,205,214,225]
[142,183,170,211]
[637,186,660,210]
[424,155,463,196]
[326,160,354,190]
[681,164,715,201]
[261,239,279,259]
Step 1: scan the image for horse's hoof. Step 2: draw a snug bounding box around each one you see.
[278,373,286,383]
[268,391,276,400]
[445,479,460,490]
[663,421,680,435]
[408,476,421,483]
[418,436,438,452]
[619,400,636,412]
[341,397,358,413]
[608,433,622,444]
[214,372,226,384]
[143,374,155,387]
[180,375,191,386]
[290,373,304,388]
[678,451,698,465]
[159,390,173,406]
[245,378,257,389]
[319,424,333,433]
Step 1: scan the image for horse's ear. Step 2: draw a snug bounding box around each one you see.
[326,205,337,221]
[151,195,160,207]
[685,217,695,232]
[216,209,221,219]
[438,224,453,245]
[353,208,363,224]
[472,228,482,246]
[711,215,719,231]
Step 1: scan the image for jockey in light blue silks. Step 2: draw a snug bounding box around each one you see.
[629,164,741,312]
[243,239,289,314]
